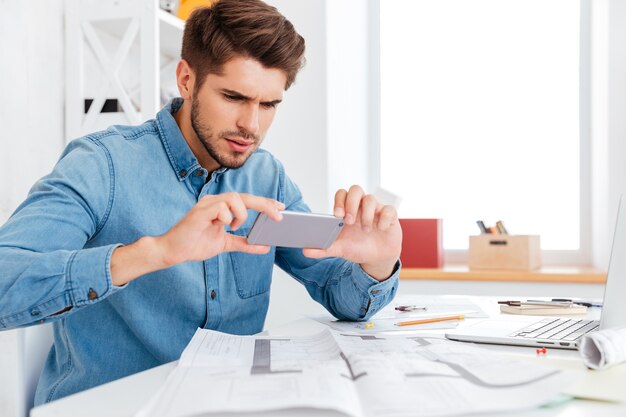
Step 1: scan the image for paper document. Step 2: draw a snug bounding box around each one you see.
[137,327,577,417]
[312,295,488,335]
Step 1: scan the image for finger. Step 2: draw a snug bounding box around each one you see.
[333,189,348,218]
[210,201,234,226]
[359,194,378,232]
[224,234,271,254]
[217,192,249,231]
[376,205,398,231]
[188,198,230,228]
[197,194,244,227]
[239,193,285,222]
[344,185,365,225]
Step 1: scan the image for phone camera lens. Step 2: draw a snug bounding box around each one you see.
[338,222,344,227]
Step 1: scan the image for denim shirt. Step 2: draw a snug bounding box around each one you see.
[0,98,399,404]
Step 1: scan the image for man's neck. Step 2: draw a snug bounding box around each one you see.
[173,100,220,174]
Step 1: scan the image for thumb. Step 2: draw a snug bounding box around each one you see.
[302,248,331,259]
[224,234,271,255]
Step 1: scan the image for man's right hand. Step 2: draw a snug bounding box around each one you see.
[110,193,284,286]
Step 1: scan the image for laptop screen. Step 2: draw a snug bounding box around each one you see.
[599,193,626,330]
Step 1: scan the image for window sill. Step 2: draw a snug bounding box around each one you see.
[400,265,606,284]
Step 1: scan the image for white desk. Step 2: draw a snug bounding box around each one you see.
[30,296,626,417]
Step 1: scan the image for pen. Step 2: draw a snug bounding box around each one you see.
[394,305,427,312]
[395,314,465,327]
[550,298,603,308]
[496,220,509,235]
[476,220,488,234]
[498,300,574,307]
[526,300,574,306]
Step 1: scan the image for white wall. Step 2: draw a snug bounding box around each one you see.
[326,1,373,196]
[0,0,66,222]
[590,0,626,269]
[262,0,332,327]
[263,0,330,213]
[0,1,64,417]
[263,0,377,328]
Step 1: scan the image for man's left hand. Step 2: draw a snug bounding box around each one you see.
[303,185,402,281]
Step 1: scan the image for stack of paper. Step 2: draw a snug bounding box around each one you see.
[137,327,578,417]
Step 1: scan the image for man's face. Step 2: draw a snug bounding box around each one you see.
[190,56,287,169]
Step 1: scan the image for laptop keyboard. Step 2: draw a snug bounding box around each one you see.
[509,318,599,342]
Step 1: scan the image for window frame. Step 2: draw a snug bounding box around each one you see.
[370,0,592,266]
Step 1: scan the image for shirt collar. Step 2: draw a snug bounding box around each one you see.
[156,98,228,181]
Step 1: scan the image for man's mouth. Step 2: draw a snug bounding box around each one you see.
[225,137,254,153]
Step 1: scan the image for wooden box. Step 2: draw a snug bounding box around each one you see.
[468,235,541,270]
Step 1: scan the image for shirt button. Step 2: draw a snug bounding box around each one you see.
[31,310,40,316]
[196,170,203,177]
[210,290,216,300]
[179,169,187,177]
[371,290,380,294]
[88,288,98,300]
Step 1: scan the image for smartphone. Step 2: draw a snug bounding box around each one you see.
[247,211,344,249]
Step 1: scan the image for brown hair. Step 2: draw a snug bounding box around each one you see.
[181,0,306,90]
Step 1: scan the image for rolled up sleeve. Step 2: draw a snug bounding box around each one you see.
[0,137,125,329]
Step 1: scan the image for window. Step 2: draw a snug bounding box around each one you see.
[378,0,589,264]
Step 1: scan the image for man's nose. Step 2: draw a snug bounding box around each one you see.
[236,104,260,136]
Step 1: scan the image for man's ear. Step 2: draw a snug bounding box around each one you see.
[176,59,195,100]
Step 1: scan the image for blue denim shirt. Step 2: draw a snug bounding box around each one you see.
[0,99,399,404]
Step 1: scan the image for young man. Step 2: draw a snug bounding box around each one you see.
[0,0,401,405]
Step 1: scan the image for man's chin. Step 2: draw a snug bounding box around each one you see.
[219,152,253,169]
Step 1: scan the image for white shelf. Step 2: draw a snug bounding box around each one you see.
[159,9,184,58]
[64,0,184,141]
[91,10,183,59]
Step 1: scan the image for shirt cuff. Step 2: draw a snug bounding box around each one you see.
[68,244,125,306]
[350,260,401,318]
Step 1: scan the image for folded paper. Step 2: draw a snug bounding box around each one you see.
[579,326,626,370]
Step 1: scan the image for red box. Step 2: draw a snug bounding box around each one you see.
[399,218,443,268]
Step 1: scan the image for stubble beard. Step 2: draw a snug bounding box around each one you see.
[190,95,260,169]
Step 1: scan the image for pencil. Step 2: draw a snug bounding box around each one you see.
[395,314,465,327]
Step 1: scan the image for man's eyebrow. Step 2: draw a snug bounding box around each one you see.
[262,98,283,106]
[221,89,282,106]
[221,89,249,99]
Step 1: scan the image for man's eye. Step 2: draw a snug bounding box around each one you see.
[261,102,277,109]
[224,94,243,101]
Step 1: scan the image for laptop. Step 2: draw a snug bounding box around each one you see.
[445,194,626,350]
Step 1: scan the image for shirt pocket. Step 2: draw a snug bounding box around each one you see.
[228,228,275,299]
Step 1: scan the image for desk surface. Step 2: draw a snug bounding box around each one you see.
[30,296,626,417]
